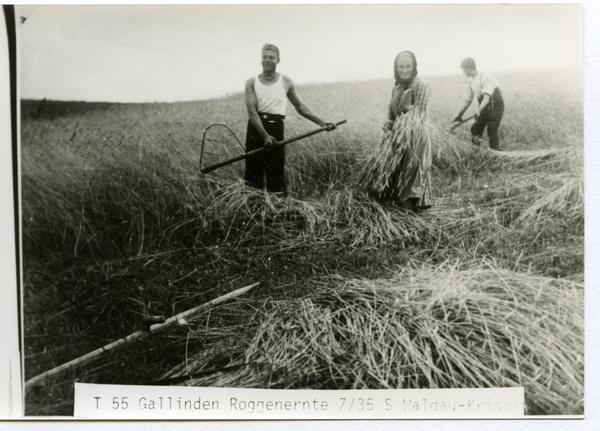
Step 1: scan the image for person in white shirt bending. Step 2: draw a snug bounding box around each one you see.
[453,57,505,150]
[244,43,335,195]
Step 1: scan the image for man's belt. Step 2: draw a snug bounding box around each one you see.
[259,112,285,121]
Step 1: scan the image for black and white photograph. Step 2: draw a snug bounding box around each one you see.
[13,2,590,422]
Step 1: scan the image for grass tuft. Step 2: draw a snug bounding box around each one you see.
[198,181,435,249]
[164,263,583,415]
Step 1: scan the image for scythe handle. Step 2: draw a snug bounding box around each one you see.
[450,115,475,132]
[201,120,347,174]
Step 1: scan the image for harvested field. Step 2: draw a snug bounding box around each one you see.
[21,69,584,416]
[162,265,584,415]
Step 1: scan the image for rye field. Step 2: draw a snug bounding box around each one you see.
[21,69,584,416]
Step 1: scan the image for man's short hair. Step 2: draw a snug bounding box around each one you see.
[262,43,280,58]
[460,57,476,70]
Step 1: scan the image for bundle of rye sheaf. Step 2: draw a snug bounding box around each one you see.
[359,108,433,202]
[163,264,583,415]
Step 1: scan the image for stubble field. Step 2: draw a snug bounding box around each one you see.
[21,69,583,416]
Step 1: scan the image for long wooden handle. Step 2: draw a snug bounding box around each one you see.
[24,282,259,391]
[201,120,347,174]
[450,115,475,132]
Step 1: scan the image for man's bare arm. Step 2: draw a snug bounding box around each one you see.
[454,84,475,122]
[454,98,472,121]
[476,93,491,117]
[285,76,335,130]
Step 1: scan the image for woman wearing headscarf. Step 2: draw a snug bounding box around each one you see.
[362,51,433,211]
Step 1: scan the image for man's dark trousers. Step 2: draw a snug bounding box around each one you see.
[471,87,504,150]
[244,114,286,194]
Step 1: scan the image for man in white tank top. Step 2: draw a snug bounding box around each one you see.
[244,43,335,195]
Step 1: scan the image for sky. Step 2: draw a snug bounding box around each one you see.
[17,3,583,103]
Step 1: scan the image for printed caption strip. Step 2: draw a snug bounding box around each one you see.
[74,383,524,419]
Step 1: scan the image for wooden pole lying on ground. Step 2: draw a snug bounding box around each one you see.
[24,282,260,392]
[200,120,347,174]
